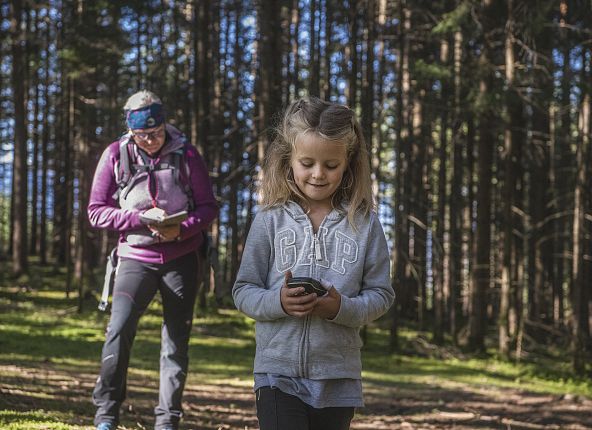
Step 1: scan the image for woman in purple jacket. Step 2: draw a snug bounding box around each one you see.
[88,90,218,430]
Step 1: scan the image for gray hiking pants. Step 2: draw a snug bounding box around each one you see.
[92,251,198,430]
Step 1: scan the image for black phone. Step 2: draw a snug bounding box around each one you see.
[286,277,327,297]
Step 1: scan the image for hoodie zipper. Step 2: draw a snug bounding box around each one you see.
[313,234,322,261]
[299,216,328,378]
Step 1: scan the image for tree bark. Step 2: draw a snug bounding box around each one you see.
[468,0,499,351]
[571,91,589,374]
[39,19,51,265]
[10,0,28,277]
[391,0,411,348]
[448,28,463,343]
[347,0,359,106]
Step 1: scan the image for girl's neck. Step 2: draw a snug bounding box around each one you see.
[304,201,332,232]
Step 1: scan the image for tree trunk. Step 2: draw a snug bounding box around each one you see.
[448,28,463,343]
[571,90,589,374]
[468,9,496,349]
[256,0,283,161]
[554,0,571,328]
[528,33,552,338]
[40,20,51,265]
[230,2,241,289]
[410,91,427,329]
[30,11,40,256]
[391,0,411,349]
[361,0,375,149]
[499,1,521,357]
[290,0,300,98]
[308,0,319,96]
[10,0,28,277]
[434,29,451,344]
[347,0,358,106]
[321,0,333,100]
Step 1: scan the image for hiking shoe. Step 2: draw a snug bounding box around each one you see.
[96,423,115,430]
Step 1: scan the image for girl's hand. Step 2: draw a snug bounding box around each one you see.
[280,270,318,317]
[149,224,181,242]
[311,281,341,320]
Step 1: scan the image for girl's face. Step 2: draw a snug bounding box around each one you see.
[131,124,166,156]
[290,133,348,210]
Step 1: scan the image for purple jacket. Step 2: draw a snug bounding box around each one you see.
[88,125,218,264]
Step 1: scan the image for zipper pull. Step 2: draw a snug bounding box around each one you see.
[314,235,322,261]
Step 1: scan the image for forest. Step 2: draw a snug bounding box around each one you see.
[1,0,591,383]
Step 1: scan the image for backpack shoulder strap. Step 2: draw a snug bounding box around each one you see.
[175,142,195,211]
[112,133,134,200]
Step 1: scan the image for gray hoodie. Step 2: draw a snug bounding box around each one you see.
[233,201,395,380]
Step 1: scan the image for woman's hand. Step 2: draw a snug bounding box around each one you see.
[311,281,341,320]
[148,224,180,242]
[280,271,318,317]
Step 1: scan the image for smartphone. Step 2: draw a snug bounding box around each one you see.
[286,277,327,297]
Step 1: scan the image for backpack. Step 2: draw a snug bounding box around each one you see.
[112,131,195,211]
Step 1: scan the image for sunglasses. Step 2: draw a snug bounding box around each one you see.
[132,126,165,141]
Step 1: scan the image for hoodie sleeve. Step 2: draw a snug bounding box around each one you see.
[232,211,287,322]
[330,214,395,328]
[87,143,144,231]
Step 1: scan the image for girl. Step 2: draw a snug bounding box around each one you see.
[233,97,395,430]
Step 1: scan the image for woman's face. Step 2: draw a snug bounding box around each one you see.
[131,124,166,156]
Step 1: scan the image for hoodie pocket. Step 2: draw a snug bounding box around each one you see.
[257,318,303,362]
[310,320,362,359]
[255,321,281,348]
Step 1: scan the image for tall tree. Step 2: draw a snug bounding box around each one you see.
[448,23,464,343]
[391,0,411,348]
[10,0,28,277]
[39,14,51,265]
[570,37,590,374]
[347,0,359,106]
[499,0,523,356]
[256,0,283,161]
[30,9,40,256]
[308,0,320,96]
[468,0,500,351]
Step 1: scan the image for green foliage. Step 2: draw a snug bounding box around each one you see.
[0,411,80,430]
[432,1,471,35]
[413,59,452,83]
[363,328,592,398]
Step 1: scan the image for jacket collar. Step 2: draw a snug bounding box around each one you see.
[284,200,347,223]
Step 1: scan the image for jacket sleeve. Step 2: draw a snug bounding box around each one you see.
[87,143,144,231]
[232,212,287,322]
[178,145,219,241]
[330,214,395,328]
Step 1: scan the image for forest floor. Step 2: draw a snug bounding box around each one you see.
[1,262,591,430]
[2,358,592,430]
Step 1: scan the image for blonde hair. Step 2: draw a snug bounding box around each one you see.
[259,96,374,227]
[123,90,162,111]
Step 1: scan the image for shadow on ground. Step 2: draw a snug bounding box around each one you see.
[1,359,591,430]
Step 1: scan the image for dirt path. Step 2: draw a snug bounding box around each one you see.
[1,362,591,430]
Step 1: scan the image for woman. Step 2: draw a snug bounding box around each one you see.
[88,90,218,430]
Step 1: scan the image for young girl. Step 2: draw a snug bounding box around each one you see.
[233,97,395,430]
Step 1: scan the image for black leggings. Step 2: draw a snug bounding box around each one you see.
[256,386,355,430]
